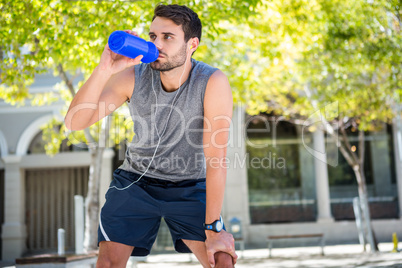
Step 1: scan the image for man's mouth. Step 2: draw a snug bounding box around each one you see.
[158,52,166,59]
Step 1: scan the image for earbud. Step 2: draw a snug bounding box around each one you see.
[190,45,193,50]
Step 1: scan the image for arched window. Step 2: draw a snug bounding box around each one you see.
[27,130,88,154]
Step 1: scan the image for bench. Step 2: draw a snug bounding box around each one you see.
[267,233,325,258]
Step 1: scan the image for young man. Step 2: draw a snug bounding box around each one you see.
[65,4,236,268]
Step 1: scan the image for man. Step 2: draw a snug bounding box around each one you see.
[65,4,236,268]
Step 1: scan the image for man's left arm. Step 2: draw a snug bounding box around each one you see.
[203,69,237,267]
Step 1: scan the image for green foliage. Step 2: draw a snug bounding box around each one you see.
[41,117,66,156]
[1,0,262,98]
[244,0,402,129]
[0,0,262,153]
[1,0,401,153]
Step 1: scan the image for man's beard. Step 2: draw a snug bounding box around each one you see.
[150,44,187,72]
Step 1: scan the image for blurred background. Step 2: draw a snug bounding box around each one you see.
[0,0,401,264]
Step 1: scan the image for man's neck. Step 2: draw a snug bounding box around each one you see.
[160,58,192,92]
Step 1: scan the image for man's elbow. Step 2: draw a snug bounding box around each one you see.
[64,116,86,131]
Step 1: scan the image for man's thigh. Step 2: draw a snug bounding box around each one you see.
[98,169,161,256]
[160,179,207,253]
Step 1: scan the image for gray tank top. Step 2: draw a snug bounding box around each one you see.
[119,58,219,181]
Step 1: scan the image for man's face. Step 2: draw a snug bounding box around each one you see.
[149,16,188,72]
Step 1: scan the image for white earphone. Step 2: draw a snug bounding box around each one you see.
[110,46,190,191]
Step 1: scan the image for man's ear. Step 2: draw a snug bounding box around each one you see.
[188,37,199,51]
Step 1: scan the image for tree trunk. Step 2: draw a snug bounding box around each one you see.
[303,85,379,252]
[83,146,104,252]
[338,129,378,252]
[83,117,109,252]
[58,64,109,252]
[352,164,378,252]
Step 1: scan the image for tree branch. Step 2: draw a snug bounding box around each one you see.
[358,129,365,167]
[301,83,364,169]
[58,63,96,145]
[57,63,76,97]
[70,69,82,84]
[83,128,96,148]
[392,5,401,32]
[339,120,359,164]
[338,142,356,167]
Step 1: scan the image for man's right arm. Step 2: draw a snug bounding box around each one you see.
[64,66,135,131]
[65,30,142,131]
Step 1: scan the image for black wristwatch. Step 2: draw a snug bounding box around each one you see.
[204,216,223,232]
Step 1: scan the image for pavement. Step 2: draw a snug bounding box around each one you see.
[126,243,402,268]
[1,243,402,267]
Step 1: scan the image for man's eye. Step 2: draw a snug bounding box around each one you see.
[164,35,171,40]
[150,35,156,39]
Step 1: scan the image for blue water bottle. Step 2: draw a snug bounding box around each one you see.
[108,31,159,63]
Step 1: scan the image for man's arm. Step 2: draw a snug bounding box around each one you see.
[203,69,237,267]
[65,30,142,131]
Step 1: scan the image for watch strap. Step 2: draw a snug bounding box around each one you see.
[204,215,223,232]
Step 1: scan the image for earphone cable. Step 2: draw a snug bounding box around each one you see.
[109,52,190,191]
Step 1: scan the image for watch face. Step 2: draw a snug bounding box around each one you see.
[216,221,223,231]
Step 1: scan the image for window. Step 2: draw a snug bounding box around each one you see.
[328,124,398,220]
[246,115,315,224]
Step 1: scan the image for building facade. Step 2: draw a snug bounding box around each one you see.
[1,74,402,261]
[224,105,402,249]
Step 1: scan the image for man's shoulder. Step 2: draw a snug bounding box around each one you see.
[134,62,149,76]
[192,59,219,75]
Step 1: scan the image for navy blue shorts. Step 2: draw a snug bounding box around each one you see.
[98,169,207,256]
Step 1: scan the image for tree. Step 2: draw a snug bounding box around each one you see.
[236,0,402,251]
[0,0,262,252]
[4,0,400,255]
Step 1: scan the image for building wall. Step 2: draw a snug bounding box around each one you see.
[0,101,115,260]
[224,105,402,248]
[1,100,402,260]
[0,170,4,260]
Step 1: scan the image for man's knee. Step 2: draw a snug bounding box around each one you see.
[96,257,112,268]
[96,254,127,268]
[97,241,133,268]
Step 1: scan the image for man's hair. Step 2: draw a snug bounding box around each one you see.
[152,4,202,43]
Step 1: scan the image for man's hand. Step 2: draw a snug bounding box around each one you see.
[205,230,237,268]
[98,30,143,75]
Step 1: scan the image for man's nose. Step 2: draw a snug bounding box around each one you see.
[153,37,163,51]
